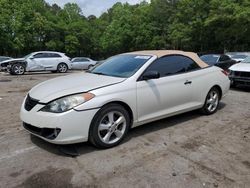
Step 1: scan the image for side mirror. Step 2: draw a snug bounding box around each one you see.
[29,56,34,60]
[142,71,160,80]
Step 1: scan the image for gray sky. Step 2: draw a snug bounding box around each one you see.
[46,0,149,17]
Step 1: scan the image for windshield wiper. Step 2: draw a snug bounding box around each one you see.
[91,72,109,76]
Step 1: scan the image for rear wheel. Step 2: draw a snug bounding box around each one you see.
[89,104,130,148]
[10,64,25,75]
[57,63,68,73]
[200,87,220,115]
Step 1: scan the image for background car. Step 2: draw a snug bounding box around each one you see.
[0,56,12,62]
[0,51,71,75]
[229,54,248,62]
[71,57,97,70]
[229,56,250,87]
[200,54,237,71]
[20,50,230,148]
[0,56,12,71]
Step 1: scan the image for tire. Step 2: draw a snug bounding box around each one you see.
[57,63,68,73]
[10,63,25,75]
[200,87,220,115]
[89,104,130,148]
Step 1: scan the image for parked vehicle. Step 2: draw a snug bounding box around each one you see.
[71,57,97,70]
[0,56,12,71]
[20,50,230,148]
[229,56,250,87]
[229,54,248,62]
[0,51,71,75]
[226,52,250,57]
[200,54,237,71]
[0,56,12,62]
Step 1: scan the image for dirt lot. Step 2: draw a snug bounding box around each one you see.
[0,71,250,188]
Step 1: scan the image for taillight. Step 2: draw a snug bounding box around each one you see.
[221,70,229,76]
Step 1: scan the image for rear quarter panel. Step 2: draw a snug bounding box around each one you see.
[195,66,230,102]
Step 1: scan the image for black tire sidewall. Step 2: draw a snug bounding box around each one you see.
[89,104,130,148]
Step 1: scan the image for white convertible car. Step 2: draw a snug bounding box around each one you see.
[20,50,230,148]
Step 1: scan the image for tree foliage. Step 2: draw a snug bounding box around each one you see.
[0,0,249,58]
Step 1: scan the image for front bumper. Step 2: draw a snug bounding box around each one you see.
[20,99,99,144]
[229,76,250,86]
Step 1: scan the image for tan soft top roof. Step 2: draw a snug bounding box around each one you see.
[125,50,208,68]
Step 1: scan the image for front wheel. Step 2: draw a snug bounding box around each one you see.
[57,63,68,73]
[10,64,25,75]
[89,104,130,148]
[200,87,220,115]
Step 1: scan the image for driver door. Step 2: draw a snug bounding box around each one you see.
[136,55,200,123]
[27,53,46,71]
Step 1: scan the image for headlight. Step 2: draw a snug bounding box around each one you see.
[40,93,95,113]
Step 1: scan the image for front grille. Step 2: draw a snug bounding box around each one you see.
[234,71,250,78]
[23,122,61,140]
[24,94,39,111]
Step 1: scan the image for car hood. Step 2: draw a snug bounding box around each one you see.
[229,63,250,72]
[29,72,126,103]
[1,58,25,64]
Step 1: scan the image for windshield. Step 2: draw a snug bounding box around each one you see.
[89,54,151,78]
[231,54,247,59]
[23,53,33,59]
[200,55,219,65]
[241,56,250,63]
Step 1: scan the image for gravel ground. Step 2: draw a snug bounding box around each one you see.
[0,71,250,188]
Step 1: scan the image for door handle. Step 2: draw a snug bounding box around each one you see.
[184,80,192,85]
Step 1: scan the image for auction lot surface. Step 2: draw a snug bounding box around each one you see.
[0,71,250,188]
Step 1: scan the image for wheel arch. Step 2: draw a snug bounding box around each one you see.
[101,101,134,128]
[11,61,27,68]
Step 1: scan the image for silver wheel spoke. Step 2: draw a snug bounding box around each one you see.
[207,99,213,104]
[115,116,125,125]
[213,93,217,100]
[108,112,114,123]
[208,104,213,111]
[103,131,112,142]
[114,130,123,138]
[99,123,110,131]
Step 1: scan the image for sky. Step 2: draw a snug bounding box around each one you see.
[46,0,150,17]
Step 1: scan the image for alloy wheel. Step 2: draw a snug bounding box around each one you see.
[14,65,25,75]
[58,64,67,73]
[206,90,219,113]
[98,111,127,144]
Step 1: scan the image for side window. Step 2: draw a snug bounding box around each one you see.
[33,53,46,58]
[219,55,230,61]
[181,56,200,72]
[49,53,61,58]
[145,55,200,78]
[80,58,90,62]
